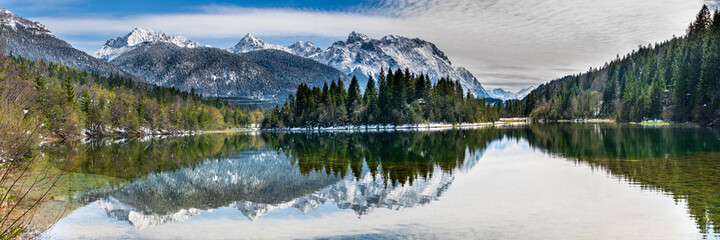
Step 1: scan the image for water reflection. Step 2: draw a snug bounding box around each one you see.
[41,124,720,239]
[70,131,489,228]
[514,124,720,235]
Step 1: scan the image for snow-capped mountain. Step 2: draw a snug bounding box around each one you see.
[288,41,323,56]
[109,43,279,97]
[92,27,202,61]
[515,86,535,99]
[93,28,491,99]
[109,43,346,98]
[0,8,137,80]
[0,8,53,36]
[230,32,490,97]
[228,33,290,53]
[95,29,347,99]
[487,86,536,100]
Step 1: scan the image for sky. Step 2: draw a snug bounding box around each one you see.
[0,0,715,91]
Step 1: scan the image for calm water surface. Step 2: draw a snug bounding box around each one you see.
[38,124,720,239]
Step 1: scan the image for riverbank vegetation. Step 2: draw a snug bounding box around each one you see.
[262,68,500,128]
[500,5,720,127]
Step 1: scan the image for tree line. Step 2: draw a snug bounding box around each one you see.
[1,54,262,140]
[501,5,720,127]
[263,68,500,128]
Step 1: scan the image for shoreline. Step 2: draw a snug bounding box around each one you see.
[39,128,259,145]
[262,118,530,132]
[37,119,703,145]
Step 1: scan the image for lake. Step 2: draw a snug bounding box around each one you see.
[37,124,720,239]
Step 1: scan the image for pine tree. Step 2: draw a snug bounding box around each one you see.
[347,76,361,123]
[363,76,379,124]
[61,74,76,105]
[697,9,720,123]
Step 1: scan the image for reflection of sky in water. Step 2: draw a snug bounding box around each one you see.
[44,138,701,239]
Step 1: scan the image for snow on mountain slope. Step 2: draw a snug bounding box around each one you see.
[0,8,53,36]
[228,32,490,97]
[487,86,536,100]
[92,28,202,61]
[288,41,323,56]
[0,8,138,80]
[109,42,347,98]
[109,43,279,97]
[488,89,515,100]
[515,86,535,99]
[228,33,290,54]
[95,29,347,99]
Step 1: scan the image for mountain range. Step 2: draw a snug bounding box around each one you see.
[0,8,532,102]
[226,32,491,98]
[90,28,348,98]
[0,8,138,80]
[487,86,535,101]
[108,41,347,98]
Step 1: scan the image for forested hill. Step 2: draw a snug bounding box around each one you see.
[502,5,720,127]
[0,54,261,141]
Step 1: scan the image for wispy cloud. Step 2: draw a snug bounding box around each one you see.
[375,0,706,90]
[30,0,708,91]
[34,6,402,38]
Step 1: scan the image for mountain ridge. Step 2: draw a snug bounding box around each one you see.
[0,8,140,80]
[226,31,490,97]
[108,41,347,98]
[93,27,203,62]
[228,33,290,54]
[488,86,535,100]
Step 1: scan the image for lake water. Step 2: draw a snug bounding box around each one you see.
[38,124,720,239]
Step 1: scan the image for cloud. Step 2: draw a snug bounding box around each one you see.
[374,0,706,90]
[31,0,708,91]
[34,6,402,39]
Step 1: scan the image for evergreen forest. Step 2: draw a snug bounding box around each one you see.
[262,68,500,128]
[501,5,720,127]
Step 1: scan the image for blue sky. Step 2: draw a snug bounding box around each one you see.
[0,0,713,91]
[3,0,368,16]
[1,0,373,53]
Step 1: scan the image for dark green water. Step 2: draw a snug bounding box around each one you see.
[40,124,720,239]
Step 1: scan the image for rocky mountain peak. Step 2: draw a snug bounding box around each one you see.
[346,31,370,44]
[241,33,261,42]
[93,28,200,61]
[0,8,54,37]
[288,40,322,57]
[228,33,290,54]
[222,31,488,97]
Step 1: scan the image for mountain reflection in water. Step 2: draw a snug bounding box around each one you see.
[41,124,720,239]
[49,131,489,229]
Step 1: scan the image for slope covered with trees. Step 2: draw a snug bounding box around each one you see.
[263,68,499,128]
[1,53,260,141]
[502,5,720,127]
